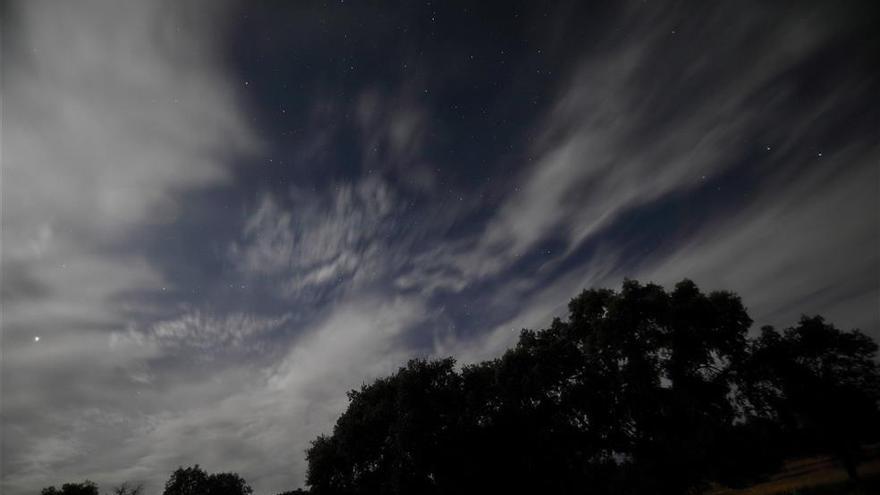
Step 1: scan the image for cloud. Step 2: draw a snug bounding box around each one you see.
[444,143,879,365]
[2,0,258,337]
[1,0,257,492]
[230,177,402,298]
[641,146,880,331]
[407,2,841,291]
[30,298,426,495]
[436,247,626,365]
[355,88,436,190]
[412,1,878,359]
[116,311,294,359]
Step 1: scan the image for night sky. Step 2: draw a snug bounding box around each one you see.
[2,1,879,494]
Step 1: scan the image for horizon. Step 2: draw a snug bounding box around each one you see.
[2,1,879,494]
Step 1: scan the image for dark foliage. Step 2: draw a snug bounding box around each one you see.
[112,483,143,495]
[40,481,98,495]
[40,468,256,495]
[162,465,253,495]
[306,279,880,495]
[741,316,880,479]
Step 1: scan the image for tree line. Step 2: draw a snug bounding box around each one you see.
[42,280,880,495]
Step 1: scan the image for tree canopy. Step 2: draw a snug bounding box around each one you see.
[742,316,880,479]
[40,481,98,495]
[305,279,880,495]
[162,465,253,495]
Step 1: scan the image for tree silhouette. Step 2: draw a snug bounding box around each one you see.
[112,482,143,495]
[162,465,253,495]
[163,466,209,495]
[40,481,98,495]
[306,358,463,494]
[305,279,880,494]
[554,279,756,494]
[742,316,880,479]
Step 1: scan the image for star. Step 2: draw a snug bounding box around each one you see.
[34,336,40,342]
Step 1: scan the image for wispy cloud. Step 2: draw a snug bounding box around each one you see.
[121,311,294,357]
[230,177,401,298]
[355,88,437,190]
[408,3,844,292]
[370,2,878,367]
[642,146,879,331]
[47,298,425,495]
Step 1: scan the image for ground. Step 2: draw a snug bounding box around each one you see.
[707,447,880,495]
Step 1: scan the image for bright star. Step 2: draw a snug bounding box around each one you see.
[34,336,40,342]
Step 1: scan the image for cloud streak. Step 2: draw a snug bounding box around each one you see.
[230,176,401,299]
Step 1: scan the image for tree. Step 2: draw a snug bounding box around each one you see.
[40,481,98,495]
[306,358,463,495]
[456,317,606,494]
[742,316,880,479]
[162,465,253,495]
[552,279,758,494]
[163,466,209,495]
[112,483,144,495]
[306,280,794,495]
[206,473,254,495]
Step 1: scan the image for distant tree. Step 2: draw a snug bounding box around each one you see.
[112,483,143,495]
[40,481,99,495]
[163,466,210,495]
[162,465,252,495]
[742,316,880,479]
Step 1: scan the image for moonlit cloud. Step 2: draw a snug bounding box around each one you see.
[230,177,401,298]
[2,0,257,492]
[408,3,843,289]
[81,298,424,495]
[642,146,879,331]
[123,311,294,356]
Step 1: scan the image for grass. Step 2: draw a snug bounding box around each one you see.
[707,455,880,495]
[771,476,880,495]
